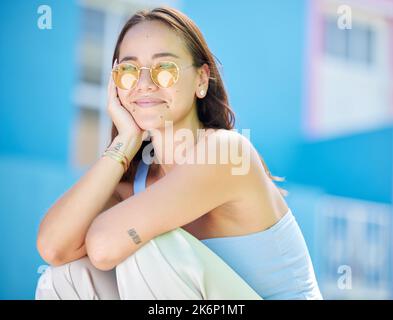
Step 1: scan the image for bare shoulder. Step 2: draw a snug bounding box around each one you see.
[202,128,256,156]
[206,128,288,208]
[201,127,249,141]
[199,128,263,179]
[182,128,289,238]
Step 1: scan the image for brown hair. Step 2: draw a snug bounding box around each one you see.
[108,6,287,196]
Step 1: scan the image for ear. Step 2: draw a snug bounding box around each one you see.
[196,63,210,99]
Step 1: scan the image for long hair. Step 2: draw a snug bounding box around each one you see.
[108,6,287,196]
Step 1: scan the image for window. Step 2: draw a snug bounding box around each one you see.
[305,3,393,139]
[317,196,392,299]
[78,7,105,84]
[323,16,375,66]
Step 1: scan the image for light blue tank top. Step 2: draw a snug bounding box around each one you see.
[133,160,323,300]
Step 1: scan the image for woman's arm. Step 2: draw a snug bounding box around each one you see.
[86,130,257,271]
[36,133,142,266]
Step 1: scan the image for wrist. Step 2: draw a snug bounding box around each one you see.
[111,134,143,161]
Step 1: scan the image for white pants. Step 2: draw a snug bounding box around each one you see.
[35,228,263,300]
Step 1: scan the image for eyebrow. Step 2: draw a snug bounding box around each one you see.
[119,52,181,63]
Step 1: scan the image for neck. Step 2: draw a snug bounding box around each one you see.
[149,105,204,176]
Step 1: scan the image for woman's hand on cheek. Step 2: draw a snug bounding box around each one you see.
[107,59,144,139]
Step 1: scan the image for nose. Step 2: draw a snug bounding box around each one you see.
[135,67,157,92]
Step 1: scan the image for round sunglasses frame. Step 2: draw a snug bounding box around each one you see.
[111,60,195,90]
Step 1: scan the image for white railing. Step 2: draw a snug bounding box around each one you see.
[315,195,392,299]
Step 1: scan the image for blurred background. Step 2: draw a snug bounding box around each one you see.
[0,0,392,299]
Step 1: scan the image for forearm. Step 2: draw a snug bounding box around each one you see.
[37,134,143,260]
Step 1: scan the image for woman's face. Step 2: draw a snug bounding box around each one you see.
[116,20,208,131]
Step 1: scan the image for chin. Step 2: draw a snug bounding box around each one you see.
[137,118,167,131]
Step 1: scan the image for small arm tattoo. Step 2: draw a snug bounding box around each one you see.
[127,228,142,244]
[114,142,123,151]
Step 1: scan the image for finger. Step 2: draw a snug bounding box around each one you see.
[107,72,114,99]
[112,75,120,99]
[109,63,117,95]
[110,77,123,109]
[109,77,118,104]
[108,59,118,93]
[108,59,122,108]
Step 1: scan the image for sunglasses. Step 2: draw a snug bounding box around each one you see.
[112,60,195,90]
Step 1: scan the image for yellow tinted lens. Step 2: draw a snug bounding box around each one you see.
[113,64,138,90]
[152,62,179,88]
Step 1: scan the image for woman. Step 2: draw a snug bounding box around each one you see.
[35,6,322,300]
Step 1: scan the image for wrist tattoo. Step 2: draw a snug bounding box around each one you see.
[114,142,123,151]
[127,228,142,244]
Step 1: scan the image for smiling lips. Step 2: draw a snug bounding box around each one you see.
[134,98,165,108]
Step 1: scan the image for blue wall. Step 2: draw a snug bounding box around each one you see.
[0,0,78,299]
[0,0,77,163]
[290,126,393,203]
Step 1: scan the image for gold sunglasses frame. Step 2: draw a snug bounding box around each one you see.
[112,60,195,90]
